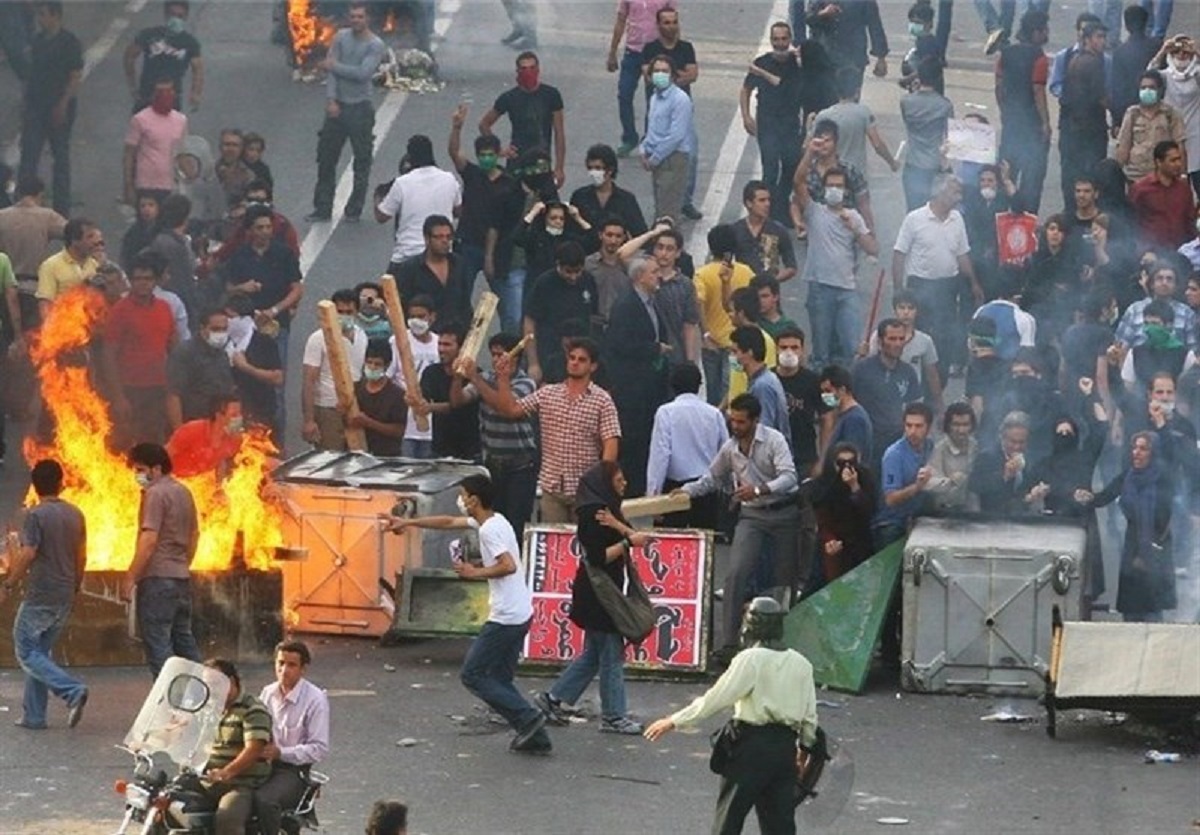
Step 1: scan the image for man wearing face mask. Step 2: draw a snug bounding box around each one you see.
[640,55,695,224]
[166,394,245,479]
[123,79,188,207]
[124,1,203,114]
[1116,71,1186,182]
[166,309,236,431]
[120,442,201,677]
[774,328,828,477]
[223,293,282,436]
[479,51,566,189]
[383,475,551,754]
[1152,35,1199,198]
[569,144,648,245]
[353,281,392,341]
[388,295,440,458]
[301,289,367,452]
[448,103,524,334]
[352,340,406,457]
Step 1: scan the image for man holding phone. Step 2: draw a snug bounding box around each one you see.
[382,475,552,755]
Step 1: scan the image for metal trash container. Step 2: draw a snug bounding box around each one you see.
[901,515,1086,696]
[273,451,487,636]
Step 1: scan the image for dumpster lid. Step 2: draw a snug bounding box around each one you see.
[906,515,1087,553]
[273,450,488,492]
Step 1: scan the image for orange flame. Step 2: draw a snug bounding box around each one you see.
[287,0,338,66]
[24,288,285,572]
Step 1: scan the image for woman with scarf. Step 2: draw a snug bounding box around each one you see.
[1075,432,1175,622]
[812,442,877,582]
[533,461,648,735]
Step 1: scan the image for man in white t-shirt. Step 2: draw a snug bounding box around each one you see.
[373,134,461,272]
[383,474,551,755]
[301,288,368,451]
[386,294,439,458]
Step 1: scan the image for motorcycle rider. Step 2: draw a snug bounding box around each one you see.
[203,658,273,835]
[256,640,330,835]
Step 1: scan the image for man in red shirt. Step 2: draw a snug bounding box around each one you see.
[102,251,177,446]
[165,393,244,479]
[1129,140,1196,250]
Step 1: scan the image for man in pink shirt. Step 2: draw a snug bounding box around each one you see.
[608,0,675,157]
[123,78,188,205]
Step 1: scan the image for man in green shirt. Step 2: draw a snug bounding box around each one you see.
[644,598,818,835]
[203,658,272,835]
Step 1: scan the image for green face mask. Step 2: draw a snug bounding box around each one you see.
[478,154,499,171]
[1144,323,1182,350]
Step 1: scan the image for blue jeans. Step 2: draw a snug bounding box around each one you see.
[137,577,202,678]
[14,602,87,727]
[685,124,699,208]
[402,437,434,459]
[550,628,627,718]
[20,103,75,217]
[463,244,524,334]
[902,165,938,212]
[788,0,808,43]
[618,49,643,147]
[461,619,541,731]
[1088,0,1123,45]
[805,282,861,370]
[1140,0,1172,37]
[757,125,801,226]
[702,347,729,407]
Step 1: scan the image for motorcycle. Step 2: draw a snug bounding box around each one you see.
[111,657,328,835]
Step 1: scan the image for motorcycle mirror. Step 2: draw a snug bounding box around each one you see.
[166,674,212,713]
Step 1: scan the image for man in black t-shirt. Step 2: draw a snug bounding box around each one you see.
[123,0,203,112]
[641,8,701,219]
[420,328,481,460]
[223,205,304,342]
[479,51,566,189]
[20,3,83,218]
[224,294,283,437]
[522,241,599,384]
[354,340,406,457]
[774,327,830,474]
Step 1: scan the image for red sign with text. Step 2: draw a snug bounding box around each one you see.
[521,526,711,673]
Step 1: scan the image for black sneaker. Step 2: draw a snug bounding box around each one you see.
[512,712,547,749]
[68,689,88,729]
[304,211,332,223]
[534,691,570,726]
[500,28,523,45]
[985,29,1007,55]
[681,204,703,220]
[511,727,553,755]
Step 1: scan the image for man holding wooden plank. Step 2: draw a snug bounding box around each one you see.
[300,289,368,451]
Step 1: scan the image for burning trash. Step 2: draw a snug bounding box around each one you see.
[22,287,286,573]
[286,0,338,79]
[375,47,442,94]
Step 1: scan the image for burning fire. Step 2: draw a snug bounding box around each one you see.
[23,288,285,572]
[287,0,337,66]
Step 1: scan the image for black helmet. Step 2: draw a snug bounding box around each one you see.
[740,597,785,647]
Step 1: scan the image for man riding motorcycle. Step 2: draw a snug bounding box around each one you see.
[202,658,273,835]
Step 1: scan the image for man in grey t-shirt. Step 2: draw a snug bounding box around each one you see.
[2,459,89,729]
[121,442,201,677]
[795,147,879,370]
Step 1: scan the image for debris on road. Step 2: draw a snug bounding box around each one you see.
[980,708,1037,723]
[1144,750,1182,764]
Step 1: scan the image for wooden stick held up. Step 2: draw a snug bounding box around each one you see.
[317,300,367,451]
[379,274,430,432]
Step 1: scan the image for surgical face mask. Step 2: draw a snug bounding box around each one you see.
[908,21,925,37]
[546,225,564,237]
[777,349,801,369]
[135,472,152,489]
[1171,56,1194,72]
[206,330,229,350]
[587,168,606,187]
[166,15,186,34]
[408,317,430,336]
[477,153,499,171]
[227,417,245,434]
[338,314,355,332]
[456,495,469,515]
[651,71,671,90]
[823,186,845,207]
[980,187,997,201]
[358,310,380,323]
[1138,87,1159,106]
[821,391,839,408]
[364,366,386,382]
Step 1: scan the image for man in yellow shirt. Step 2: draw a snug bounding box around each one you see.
[36,217,102,320]
[645,597,818,835]
[725,286,777,406]
[694,223,753,407]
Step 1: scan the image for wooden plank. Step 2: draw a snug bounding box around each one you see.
[453,291,499,376]
[621,492,691,519]
[504,333,533,361]
[379,274,430,432]
[316,300,367,451]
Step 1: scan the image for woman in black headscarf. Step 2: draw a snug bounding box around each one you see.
[533,461,648,735]
[1075,431,1175,621]
[812,443,877,582]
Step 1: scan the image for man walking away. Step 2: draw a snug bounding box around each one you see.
[120,443,201,677]
[383,475,552,754]
[4,459,88,730]
[308,2,386,223]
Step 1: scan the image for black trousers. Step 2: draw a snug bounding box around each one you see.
[313,100,376,217]
[712,723,798,835]
[254,763,307,835]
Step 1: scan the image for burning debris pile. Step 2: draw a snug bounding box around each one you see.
[286,0,337,80]
[23,288,285,572]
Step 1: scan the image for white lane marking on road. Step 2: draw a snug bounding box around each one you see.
[299,0,461,275]
[82,0,149,79]
[685,0,784,257]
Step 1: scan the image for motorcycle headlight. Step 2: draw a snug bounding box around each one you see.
[125,784,151,812]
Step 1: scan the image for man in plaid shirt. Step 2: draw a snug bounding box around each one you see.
[474,336,621,522]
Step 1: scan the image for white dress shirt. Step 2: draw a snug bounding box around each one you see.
[646,393,730,494]
[259,677,330,766]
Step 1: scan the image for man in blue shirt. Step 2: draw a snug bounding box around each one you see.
[872,401,934,548]
[640,54,695,223]
[818,364,873,469]
[732,325,792,449]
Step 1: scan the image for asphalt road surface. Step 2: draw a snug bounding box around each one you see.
[0,1,1197,833]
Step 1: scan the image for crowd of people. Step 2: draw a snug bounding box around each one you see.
[1,0,1199,831]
